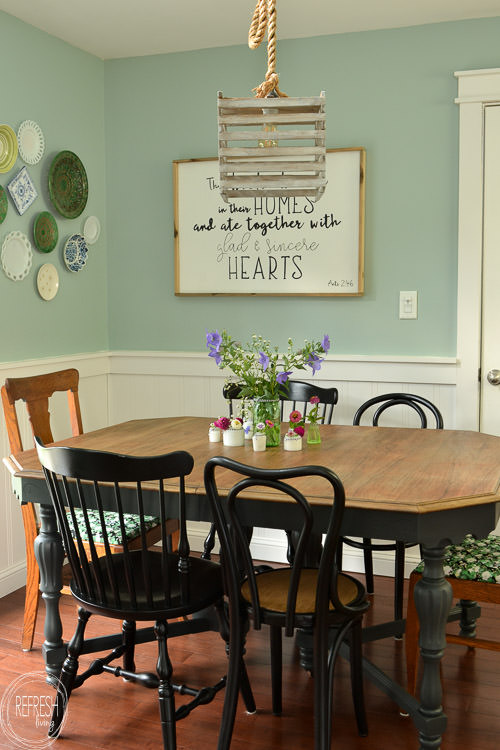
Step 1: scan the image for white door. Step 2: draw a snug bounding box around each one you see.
[480,104,500,435]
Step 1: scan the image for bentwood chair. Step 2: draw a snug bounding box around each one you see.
[405,533,500,696]
[1,368,178,651]
[205,380,338,562]
[338,393,443,622]
[35,439,254,750]
[204,457,369,750]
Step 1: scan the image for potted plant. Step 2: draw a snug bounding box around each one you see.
[306,396,322,444]
[206,330,330,447]
[283,409,305,451]
[252,422,267,452]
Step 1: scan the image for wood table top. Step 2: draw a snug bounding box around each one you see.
[4,416,500,515]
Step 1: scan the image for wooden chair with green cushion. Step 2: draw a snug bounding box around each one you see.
[1,368,179,651]
[405,533,500,696]
[204,456,369,749]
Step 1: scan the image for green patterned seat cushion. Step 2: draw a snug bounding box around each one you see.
[66,509,160,546]
[414,534,500,584]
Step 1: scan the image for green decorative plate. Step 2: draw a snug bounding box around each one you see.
[33,211,58,253]
[0,185,7,224]
[48,150,88,219]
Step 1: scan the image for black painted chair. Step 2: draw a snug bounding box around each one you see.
[222,380,338,423]
[338,393,444,623]
[204,457,369,749]
[205,380,338,562]
[35,438,254,750]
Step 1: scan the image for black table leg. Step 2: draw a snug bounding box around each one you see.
[414,544,452,750]
[34,504,66,684]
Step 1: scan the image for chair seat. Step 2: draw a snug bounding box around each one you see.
[67,508,160,545]
[70,550,224,619]
[241,568,363,614]
[413,534,500,583]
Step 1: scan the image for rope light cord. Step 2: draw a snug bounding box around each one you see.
[248,0,287,98]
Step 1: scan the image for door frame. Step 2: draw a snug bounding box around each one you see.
[455,68,500,430]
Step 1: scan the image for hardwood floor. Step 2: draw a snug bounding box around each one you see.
[0,574,499,749]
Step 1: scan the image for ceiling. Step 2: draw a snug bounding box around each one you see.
[1,0,500,60]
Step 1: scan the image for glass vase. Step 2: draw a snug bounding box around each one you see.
[307,422,321,445]
[253,398,281,447]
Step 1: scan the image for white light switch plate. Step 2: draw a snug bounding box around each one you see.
[399,290,417,319]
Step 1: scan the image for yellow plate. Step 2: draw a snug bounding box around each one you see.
[0,124,18,173]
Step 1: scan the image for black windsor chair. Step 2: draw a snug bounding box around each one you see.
[204,457,369,750]
[337,393,444,623]
[35,438,255,750]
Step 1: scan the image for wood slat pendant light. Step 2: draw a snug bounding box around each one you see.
[218,0,327,203]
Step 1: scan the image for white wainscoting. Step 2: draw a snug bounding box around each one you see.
[0,350,458,597]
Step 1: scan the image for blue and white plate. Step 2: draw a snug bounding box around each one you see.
[63,233,88,272]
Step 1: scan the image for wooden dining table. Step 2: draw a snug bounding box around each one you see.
[4,416,500,750]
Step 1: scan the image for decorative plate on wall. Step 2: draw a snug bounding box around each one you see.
[7,166,38,215]
[0,124,18,173]
[17,120,45,165]
[83,215,100,245]
[37,263,59,300]
[48,150,88,218]
[63,233,88,272]
[1,231,33,281]
[0,185,7,224]
[33,211,58,253]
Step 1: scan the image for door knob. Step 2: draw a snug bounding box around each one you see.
[487,369,500,385]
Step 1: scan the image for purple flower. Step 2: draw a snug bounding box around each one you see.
[294,425,305,437]
[307,352,323,375]
[206,330,222,351]
[259,351,270,371]
[321,334,331,353]
[208,348,222,366]
[276,370,292,385]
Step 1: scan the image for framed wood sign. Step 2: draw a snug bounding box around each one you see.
[173,147,365,296]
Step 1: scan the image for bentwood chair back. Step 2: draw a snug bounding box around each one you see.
[204,456,369,750]
[205,380,339,562]
[338,393,443,623]
[1,368,178,651]
[35,440,252,750]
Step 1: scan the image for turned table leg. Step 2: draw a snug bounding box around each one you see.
[35,504,66,684]
[414,545,452,750]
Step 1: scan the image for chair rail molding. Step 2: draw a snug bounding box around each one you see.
[455,68,500,430]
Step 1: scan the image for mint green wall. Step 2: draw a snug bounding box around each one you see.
[105,18,500,356]
[2,15,500,362]
[0,12,107,362]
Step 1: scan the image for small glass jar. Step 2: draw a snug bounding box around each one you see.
[284,434,303,451]
[252,433,267,452]
[223,428,245,447]
[208,426,221,442]
[307,423,321,445]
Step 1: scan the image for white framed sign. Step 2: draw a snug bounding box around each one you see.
[174,148,365,296]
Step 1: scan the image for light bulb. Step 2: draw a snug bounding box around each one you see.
[258,107,278,148]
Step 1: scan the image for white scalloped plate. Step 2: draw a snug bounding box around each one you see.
[37,263,59,300]
[17,120,45,165]
[83,215,100,245]
[1,231,33,281]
